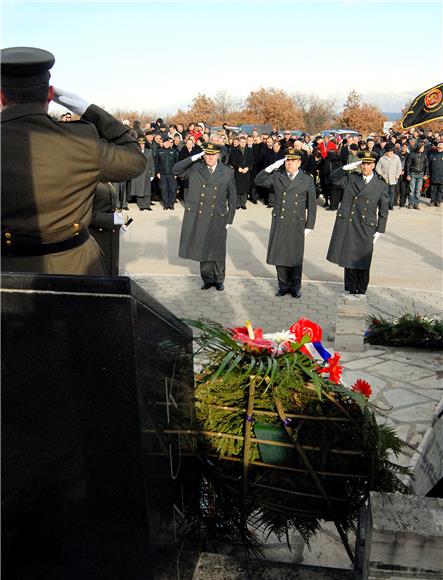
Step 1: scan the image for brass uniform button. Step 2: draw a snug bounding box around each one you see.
[5,240,12,246]
[214,186,217,190]
[199,210,202,214]
[203,185,206,188]
[200,201,204,205]
[4,232,12,238]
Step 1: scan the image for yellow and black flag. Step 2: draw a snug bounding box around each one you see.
[401,83,443,129]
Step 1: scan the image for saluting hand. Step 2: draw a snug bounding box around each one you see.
[343,161,362,171]
[53,87,90,117]
[265,158,285,173]
[191,151,205,162]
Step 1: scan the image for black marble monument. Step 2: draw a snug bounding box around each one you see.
[2,273,197,579]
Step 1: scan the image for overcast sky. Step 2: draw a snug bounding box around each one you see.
[2,0,442,116]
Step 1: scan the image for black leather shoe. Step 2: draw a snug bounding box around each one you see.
[146,207,153,211]
[215,283,224,291]
[290,290,302,298]
[241,205,247,210]
[201,283,212,290]
[275,289,287,297]
[250,200,258,204]
[163,206,168,210]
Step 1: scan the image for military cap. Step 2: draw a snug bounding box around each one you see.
[145,129,154,136]
[162,135,172,142]
[202,143,220,155]
[358,150,378,163]
[1,46,55,87]
[285,148,302,160]
[137,137,146,144]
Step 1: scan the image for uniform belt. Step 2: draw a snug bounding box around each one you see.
[2,228,90,257]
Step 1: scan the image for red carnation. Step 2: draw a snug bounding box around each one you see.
[351,379,372,398]
[316,352,343,384]
[289,318,323,343]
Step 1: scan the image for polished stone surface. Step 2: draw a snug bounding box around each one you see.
[2,273,196,579]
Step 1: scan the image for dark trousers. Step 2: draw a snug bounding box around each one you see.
[236,193,247,208]
[344,268,370,294]
[396,177,408,207]
[159,174,177,207]
[200,260,226,284]
[136,189,151,209]
[430,183,443,203]
[388,184,397,209]
[276,265,302,292]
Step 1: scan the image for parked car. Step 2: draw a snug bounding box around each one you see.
[238,124,272,136]
[321,129,359,139]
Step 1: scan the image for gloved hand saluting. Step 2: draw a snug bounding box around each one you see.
[53,87,90,117]
[343,161,362,171]
[304,229,313,236]
[265,158,286,173]
[191,151,205,162]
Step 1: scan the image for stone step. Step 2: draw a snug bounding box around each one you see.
[192,552,357,579]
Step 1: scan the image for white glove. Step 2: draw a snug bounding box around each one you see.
[226,224,230,229]
[150,177,154,181]
[304,228,313,236]
[265,158,286,173]
[191,151,205,162]
[343,161,362,171]
[373,232,382,244]
[53,87,90,116]
[114,212,126,225]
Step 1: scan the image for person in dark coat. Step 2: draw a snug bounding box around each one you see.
[90,182,127,275]
[428,141,443,207]
[255,148,317,298]
[131,137,155,211]
[155,136,179,209]
[173,142,237,291]
[320,149,343,209]
[177,136,202,199]
[1,47,146,276]
[229,134,254,209]
[326,151,389,294]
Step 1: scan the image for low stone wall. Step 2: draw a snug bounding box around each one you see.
[364,492,443,579]
[334,293,367,352]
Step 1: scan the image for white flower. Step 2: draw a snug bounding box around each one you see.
[263,330,296,345]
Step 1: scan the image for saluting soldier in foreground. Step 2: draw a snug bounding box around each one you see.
[326,150,389,294]
[1,46,146,275]
[255,148,317,298]
[173,142,237,291]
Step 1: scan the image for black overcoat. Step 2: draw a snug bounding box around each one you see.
[229,147,254,193]
[173,158,236,261]
[326,168,389,270]
[90,182,121,276]
[130,148,155,197]
[255,169,317,267]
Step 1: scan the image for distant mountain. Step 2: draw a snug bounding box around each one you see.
[383,112,402,121]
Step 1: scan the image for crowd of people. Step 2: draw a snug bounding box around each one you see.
[108,117,443,211]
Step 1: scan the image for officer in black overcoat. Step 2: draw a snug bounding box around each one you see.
[255,148,317,298]
[173,142,237,291]
[90,182,127,275]
[326,151,389,294]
